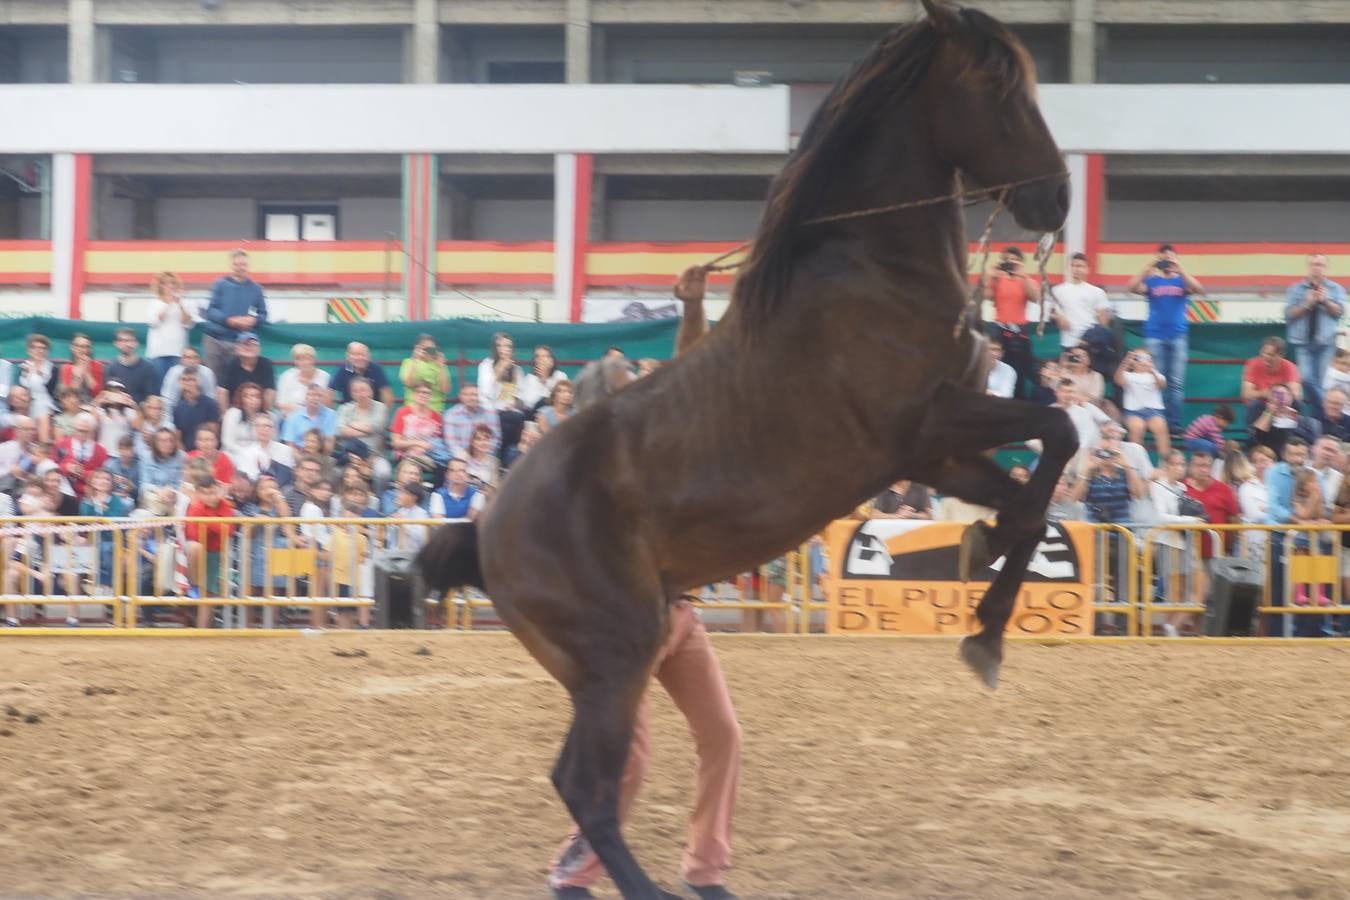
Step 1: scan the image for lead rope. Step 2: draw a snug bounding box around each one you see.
[1033,231,1057,338]
[701,169,1066,275]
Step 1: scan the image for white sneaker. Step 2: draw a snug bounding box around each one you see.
[65,616,80,627]
[1162,623,1179,638]
[3,617,18,627]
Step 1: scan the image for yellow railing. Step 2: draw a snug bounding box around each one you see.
[3,517,1350,637]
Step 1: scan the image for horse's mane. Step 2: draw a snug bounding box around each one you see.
[730,7,1035,327]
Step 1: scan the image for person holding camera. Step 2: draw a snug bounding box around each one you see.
[399,333,453,414]
[1285,253,1346,406]
[1070,434,1146,524]
[1115,349,1170,456]
[1241,336,1302,425]
[1127,243,1205,435]
[982,245,1040,399]
[1249,384,1320,459]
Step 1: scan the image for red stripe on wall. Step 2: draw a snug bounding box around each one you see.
[569,154,594,324]
[69,154,93,319]
[1084,154,1105,274]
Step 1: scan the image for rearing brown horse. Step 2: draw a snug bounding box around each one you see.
[419,2,1074,896]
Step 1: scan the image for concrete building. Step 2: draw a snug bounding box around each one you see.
[2,0,1349,322]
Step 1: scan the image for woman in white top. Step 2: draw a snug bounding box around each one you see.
[145,271,197,382]
[1149,449,1203,636]
[1115,348,1170,457]
[275,343,331,416]
[1229,445,1275,562]
[220,382,275,457]
[519,344,567,411]
[476,331,528,456]
[17,333,55,419]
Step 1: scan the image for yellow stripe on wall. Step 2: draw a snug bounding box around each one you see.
[1098,252,1314,278]
[0,249,52,271]
[436,250,553,275]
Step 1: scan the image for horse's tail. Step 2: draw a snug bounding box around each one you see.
[416,521,485,592]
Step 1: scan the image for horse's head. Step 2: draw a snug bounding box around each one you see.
[921,0,1069,233]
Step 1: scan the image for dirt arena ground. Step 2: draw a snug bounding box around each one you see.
[3,634,1350,899]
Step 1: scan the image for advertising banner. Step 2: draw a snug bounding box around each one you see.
[825,519,1096,636]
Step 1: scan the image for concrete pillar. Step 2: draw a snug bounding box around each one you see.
[1063,153,1088,260]
[407,0,440,84]
[50,153,92,318]
[565,0,591,85]
[553,154,594,322]
[68,0,97,84]
[1069,0,1097,85]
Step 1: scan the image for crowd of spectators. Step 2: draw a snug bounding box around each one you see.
[967,243,1349,635]
[1,245,1347,635]
[0,250,602,628]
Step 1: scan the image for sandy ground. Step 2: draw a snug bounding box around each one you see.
[2,634,1349,899]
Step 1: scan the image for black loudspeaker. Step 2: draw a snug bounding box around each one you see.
[1204,558,1262,637]
[374,550,427,629]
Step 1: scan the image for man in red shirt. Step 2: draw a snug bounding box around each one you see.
[183,472,238,628]
[1185,451,1240,559]
[1242,336,1302,425]
[982,245,1040,399]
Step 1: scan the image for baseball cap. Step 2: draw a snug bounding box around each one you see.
[237,332,260,344]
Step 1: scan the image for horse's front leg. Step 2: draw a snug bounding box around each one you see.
[911,383,1079,687]
[914,383,1079,570]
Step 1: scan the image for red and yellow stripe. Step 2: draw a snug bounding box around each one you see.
[0,241,53,284]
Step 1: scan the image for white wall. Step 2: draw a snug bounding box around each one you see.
[607,199,764,241]
[0,84,792,154]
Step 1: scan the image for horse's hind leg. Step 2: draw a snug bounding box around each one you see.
[553,669,682,900]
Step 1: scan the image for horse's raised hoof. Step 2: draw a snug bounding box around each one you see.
[958,521,994,583]
[959,635,1002,690]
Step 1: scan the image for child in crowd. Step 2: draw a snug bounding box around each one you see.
[183,472,237,627]
[1290,469,1333,608]
[1182,404,1236,457]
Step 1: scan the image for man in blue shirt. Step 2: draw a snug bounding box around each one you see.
[1127,243,1206,435]
[202,249,268,384]
[281,383,338,453]
[1285,253,1346,406]
[1263,437,1328,637]
[331,341,394,407]
[171,370,221,452]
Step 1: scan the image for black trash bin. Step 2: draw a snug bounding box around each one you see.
[374,549,428,629]
[1204,558,1262,637]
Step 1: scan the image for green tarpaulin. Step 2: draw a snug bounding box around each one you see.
[2,315,1289,427]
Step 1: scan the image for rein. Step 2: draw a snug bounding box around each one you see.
[700,169,1066,274]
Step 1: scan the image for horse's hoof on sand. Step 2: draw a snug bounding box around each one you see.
[958,522,993,583]
[959,636,1001,690]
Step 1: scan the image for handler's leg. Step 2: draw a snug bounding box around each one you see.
[656,602,741,889]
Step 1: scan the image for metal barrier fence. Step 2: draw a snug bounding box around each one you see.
[3,516,1350,637]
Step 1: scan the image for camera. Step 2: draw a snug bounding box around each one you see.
[1155,259,1174,274]
[997,260,1017,275]
[1095,449,1113,460]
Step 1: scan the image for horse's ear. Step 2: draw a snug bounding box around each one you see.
[921,0,961,33]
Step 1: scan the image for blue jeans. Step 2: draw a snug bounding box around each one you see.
[150,356,179,383]
[1293,343,1334,408]
[1145,335,1189,433]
